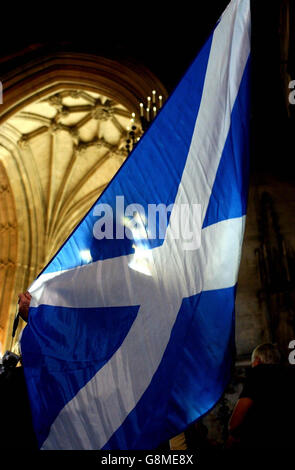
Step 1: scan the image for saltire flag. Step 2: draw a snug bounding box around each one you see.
[21,0,251,450]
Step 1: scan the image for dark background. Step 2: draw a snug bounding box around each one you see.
[0,1,293,174]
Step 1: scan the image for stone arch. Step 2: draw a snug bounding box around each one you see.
[0,52,167,124]
[0,160,18,350]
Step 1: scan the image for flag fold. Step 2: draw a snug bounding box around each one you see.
[21,0,251,450]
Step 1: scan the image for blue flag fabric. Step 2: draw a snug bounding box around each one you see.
[21,0,251,450]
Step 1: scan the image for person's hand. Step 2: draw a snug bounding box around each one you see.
[18,291,32,322]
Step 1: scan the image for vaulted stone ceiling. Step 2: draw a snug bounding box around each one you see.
[7,91,134,257]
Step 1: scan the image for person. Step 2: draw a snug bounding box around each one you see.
[0,291,37,450]
[227,343,295,449]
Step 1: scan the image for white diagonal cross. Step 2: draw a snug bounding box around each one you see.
[28,0,250,450]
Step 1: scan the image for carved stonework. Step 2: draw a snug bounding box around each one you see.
[91,106,114,121]
[47,95,63,111]
[0,161,18,351]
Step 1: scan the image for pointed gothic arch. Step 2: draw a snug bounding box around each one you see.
[0,49,167,351]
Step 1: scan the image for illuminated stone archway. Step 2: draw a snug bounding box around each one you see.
[0,160,18,351]
[0,51,167,351]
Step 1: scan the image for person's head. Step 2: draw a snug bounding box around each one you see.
[251,343,281,367]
